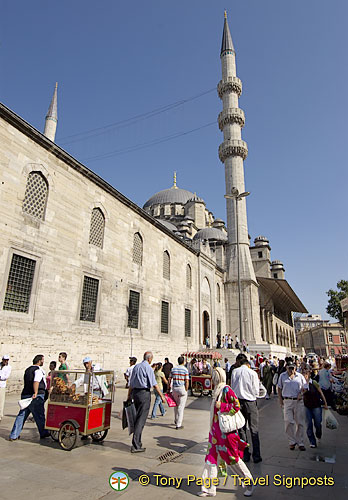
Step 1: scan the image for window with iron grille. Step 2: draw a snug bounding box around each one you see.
[161,301,169,334]
[328,332,333,342]
[217,319,221,335]
[128,290,140,329]
[3,254,36,313]
[216,283,221,303]
[163,251,170,280]
[80,276,99,322]
[340,333,345,343]
[133,233,143,265]
[186,264,192,289]
[89,208,105,248]
[22,171,48,220]
[185,308,191,337]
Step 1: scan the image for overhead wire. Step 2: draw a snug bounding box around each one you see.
[59,87,216,146]
[83,121,216,162]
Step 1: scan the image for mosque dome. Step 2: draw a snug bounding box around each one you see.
[143,186,195,209]
[193,227,227,242]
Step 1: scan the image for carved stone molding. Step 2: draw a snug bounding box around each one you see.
[217,77,242,99]
[218,108,245,130]
[218,139,248,162]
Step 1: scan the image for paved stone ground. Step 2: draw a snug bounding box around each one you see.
[0,389,347,500]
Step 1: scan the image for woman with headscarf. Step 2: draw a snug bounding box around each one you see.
[198,367,254,497]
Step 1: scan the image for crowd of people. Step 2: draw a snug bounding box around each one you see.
[0,347,345,497]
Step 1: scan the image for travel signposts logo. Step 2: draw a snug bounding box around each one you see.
[109,471,129,491]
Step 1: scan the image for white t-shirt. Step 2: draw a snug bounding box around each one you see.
[125,365,135,379]
[33,366,47,388]
[0,364,12,388]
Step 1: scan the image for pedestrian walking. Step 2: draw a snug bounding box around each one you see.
[128,351,166,452]
[0,355,11,422]
[261,359,273,399]
[231,357,262,463]
[318,362,334,407]
[198,368,255,497]
[277,362,308,450]
[162,357,173,393]
[124,357,137,388]
[9,354,50,441]
[168,356,189,429]
[224,358,231,376]
[150,363,167,419]
[303,368,328,448]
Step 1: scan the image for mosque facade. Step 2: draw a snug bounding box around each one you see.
[0,15,306,389]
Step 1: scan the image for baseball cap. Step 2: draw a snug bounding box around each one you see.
[129,356,137,362]
[83,356,92,363]
[2,354,10,360]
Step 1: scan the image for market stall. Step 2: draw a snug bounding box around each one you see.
[182,351,222,397]
[45,369,115,450]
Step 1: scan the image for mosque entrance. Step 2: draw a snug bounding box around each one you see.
[203,311,210,347]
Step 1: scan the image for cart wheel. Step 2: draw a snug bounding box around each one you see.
[191,381,203,397]
[91,430,108,442]
[50,430,59,442]
[58,421,78,451]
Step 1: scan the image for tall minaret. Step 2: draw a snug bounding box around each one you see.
[44,82,58,142]
[218,12,263,345]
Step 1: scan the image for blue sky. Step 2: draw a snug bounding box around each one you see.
[1,1,347,320]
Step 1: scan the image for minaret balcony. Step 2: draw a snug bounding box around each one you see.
[218,139,248,162]
[218,108,245,130]
[217,76,242,98]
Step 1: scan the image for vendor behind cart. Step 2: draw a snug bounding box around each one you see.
[72,357,109,399]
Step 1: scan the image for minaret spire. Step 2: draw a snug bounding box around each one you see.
[221,10,235,56]
[173,171,177,189]
[44,82,58,142]
[217,13,262,345]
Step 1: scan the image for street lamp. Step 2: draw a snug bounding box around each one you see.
[224,187,250,344]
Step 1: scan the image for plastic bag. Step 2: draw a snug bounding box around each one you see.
[323,408,339,430]
[122,400,136,435]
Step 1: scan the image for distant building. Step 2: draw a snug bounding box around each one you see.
[294,314,328,334]
[297,323,347,357]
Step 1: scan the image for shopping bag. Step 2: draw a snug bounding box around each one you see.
[323,408,339,430]
[122,400,137,435]
[258,382,267,398]
[164,392,177,407]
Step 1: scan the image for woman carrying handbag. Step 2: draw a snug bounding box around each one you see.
[198,368,255,497]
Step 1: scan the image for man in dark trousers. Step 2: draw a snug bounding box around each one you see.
[9,354,50,441]
[162,357,173,393]
[128,351,166,453]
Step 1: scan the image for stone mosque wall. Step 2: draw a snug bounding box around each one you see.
[0,108,225,391]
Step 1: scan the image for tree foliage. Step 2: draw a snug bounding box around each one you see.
[326,280,348,324]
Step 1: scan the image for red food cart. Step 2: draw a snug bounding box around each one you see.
[45,369,115,451]
[182,351,222,397]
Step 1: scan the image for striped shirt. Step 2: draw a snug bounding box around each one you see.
[170,365,189,388]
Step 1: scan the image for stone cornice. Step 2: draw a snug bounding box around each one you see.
[217,76,242,99]
[0,102,199,256]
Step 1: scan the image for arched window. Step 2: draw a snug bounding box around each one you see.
[216,283,221,303]
[186,264,192,288]
[89,208,105,248]
[163,251,170,280]
[133,232,143,265]
[22,171,48,220]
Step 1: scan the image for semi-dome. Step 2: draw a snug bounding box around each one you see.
[143,186,195,209]
[193,227,228,242]
[158,219,177,232]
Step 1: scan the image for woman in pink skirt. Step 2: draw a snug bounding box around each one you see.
[198,367,254,497]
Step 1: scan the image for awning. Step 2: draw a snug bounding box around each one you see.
[257,277,307,314]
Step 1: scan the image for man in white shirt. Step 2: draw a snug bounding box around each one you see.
[277,363,308,450]
[231,357,262,463]
[9,354,50,441]
[73,356,109,398]
[124,357,137,388]
[0,355,11,421]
